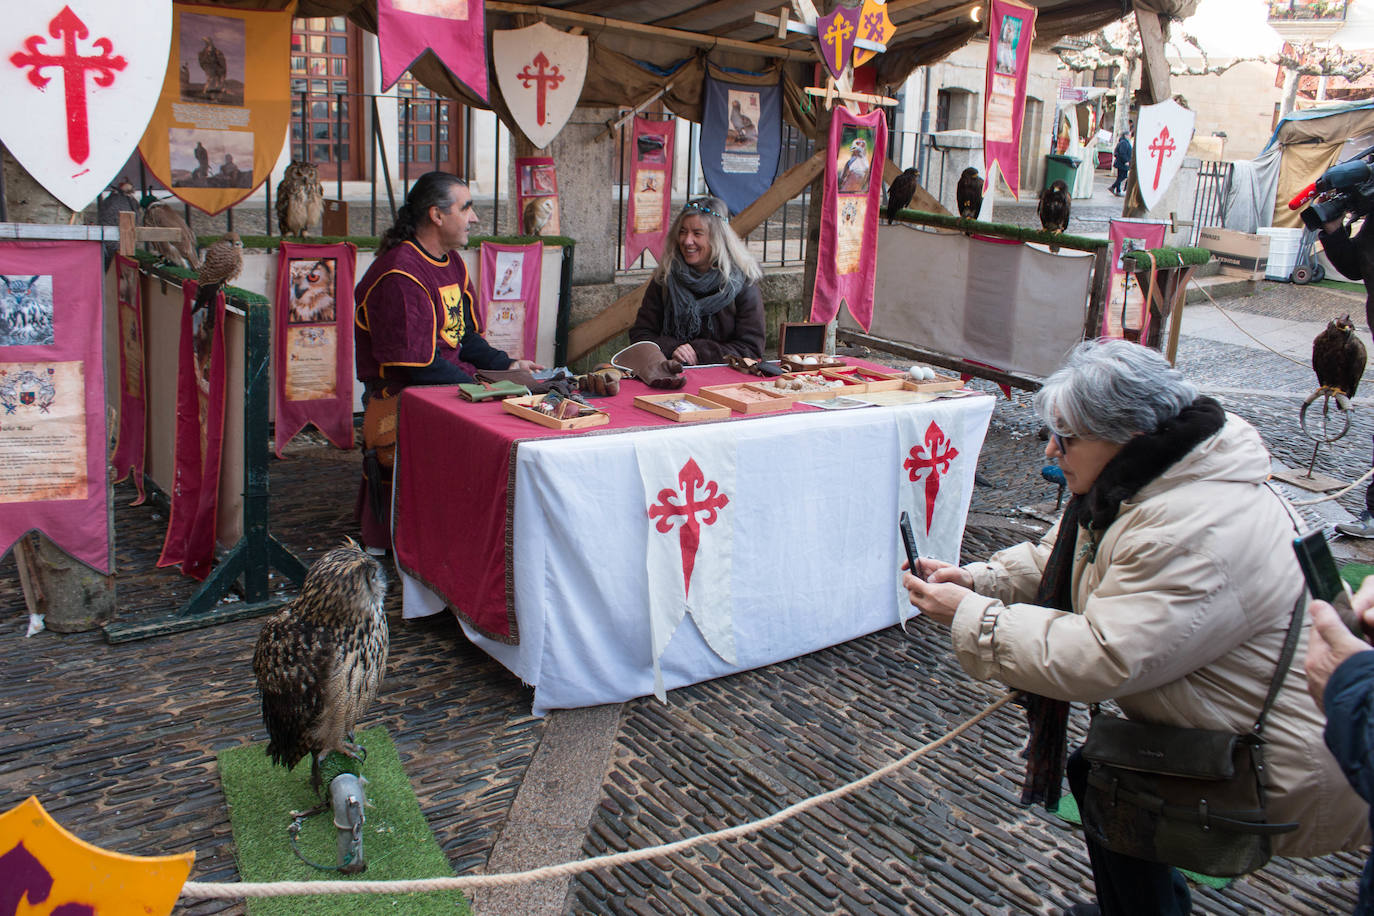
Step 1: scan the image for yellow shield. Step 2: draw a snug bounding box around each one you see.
[853,0,895,69]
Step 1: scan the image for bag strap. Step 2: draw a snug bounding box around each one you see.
[1252,481,1308,737]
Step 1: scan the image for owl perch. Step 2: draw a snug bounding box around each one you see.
[253,539,390,792]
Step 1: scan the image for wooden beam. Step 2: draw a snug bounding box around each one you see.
[883,158,950,216]
[566,151,827,363]
[1135,9,1172,106]
[484,2,816,61]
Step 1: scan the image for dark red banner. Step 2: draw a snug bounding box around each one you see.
[625,116,675,266]
[111,255,148,504]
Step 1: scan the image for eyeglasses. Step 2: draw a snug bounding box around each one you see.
[1050,430,1075,452]
[684,198,722,219]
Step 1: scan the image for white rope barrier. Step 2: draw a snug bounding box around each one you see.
[180,691,1017,900]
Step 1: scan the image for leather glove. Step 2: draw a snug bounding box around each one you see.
[612,341,686,390]
[577,364,622,397]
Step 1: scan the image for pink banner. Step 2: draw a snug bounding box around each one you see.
[625,116,675,266]
[273,242,356,458]
[1104,219,1169,339]
[0,241,110,573]
[157,281,227,581]
[478,241,543,361]
[377,0,487,100]
[983,0,1036,199]
[111,255,148,505]
[810,106,886,331]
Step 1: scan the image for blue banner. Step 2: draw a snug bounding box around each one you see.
[700,72,782,217]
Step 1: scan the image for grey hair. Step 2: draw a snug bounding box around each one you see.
[1034,338,1198,443]
[652,195,763,286]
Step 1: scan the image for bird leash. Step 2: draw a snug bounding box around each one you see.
[287,773,369,874]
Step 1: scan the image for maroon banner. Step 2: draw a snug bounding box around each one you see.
[516,156,561,237]
[157,281,227,581]
[1105,219,1169,340]
[625,117,675,266]
[0,241,110,573]
[273,242,356,458]
[810,106,886,331]
[983,0,1036,199]
[479,241,543,361]
[111,255,148,505]
[378,0,487,100]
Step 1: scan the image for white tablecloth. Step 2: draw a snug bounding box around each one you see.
[401,394,995,714]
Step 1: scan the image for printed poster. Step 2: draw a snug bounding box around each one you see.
[811,107,887,331]
[1104,219,1169,339]
[0,241,110,574]
[479,241,543,361]
[378,0,487,100]
[625,117,675,266]
[111,255,148,504]
[516,156,561,236]
[136,3,293,215]
[274,242,356,458]
[983,0,1036,199]
[700,72,782,218]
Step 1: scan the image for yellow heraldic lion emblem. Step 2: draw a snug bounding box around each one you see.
[438,283,466,348]
[0,796,194,915]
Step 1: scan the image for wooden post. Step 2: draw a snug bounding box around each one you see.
[1123,9,1172,220]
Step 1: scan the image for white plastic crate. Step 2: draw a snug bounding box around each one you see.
[1258,227,1304,280]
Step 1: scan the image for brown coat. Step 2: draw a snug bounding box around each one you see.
[629,278,765,364]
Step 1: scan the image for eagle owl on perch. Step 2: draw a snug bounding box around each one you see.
[253,539,390,791]
[277,161,325,238]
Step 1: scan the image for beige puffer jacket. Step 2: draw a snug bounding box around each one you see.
[951,414,1370,857]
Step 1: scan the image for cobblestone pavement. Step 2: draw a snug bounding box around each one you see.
[1,278,1371,915]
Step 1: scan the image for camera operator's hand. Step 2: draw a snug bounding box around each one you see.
[1325,216,1345,234]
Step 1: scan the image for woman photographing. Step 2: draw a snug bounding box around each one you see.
[629,195,765,365]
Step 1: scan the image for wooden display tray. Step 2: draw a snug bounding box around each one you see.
[633,393,732,422]
[821,366,906,392]
[780,353,846,372]
[502,394,610,430]
[753,372,841,401]
[697,383,796,414]
[903,369,964,393]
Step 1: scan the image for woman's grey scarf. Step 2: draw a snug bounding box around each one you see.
[663,258,745,341]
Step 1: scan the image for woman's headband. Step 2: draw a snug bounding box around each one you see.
[684,198,724,220]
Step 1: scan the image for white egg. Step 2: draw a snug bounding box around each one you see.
[923,367,936,380]
[908,365,922,380]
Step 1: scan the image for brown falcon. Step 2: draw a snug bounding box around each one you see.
[276,161,325,238]
[1038,179,1072,252]
[1311,314,1367,408]
[141,199,200,270]
[886,166,919,225]
[956,167,984,221]
[253,539,389,791]
[195,231,243,312]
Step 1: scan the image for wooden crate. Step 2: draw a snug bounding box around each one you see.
[502,394,610,430]
[697,383,796,414]
[780,354,846,372]
[822,366,906,392]
[752,372,843,401]
[903,370,964,393]
[633,393,732,422]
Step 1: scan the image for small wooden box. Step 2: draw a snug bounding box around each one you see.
[754,373,841,401]
[778,321,826,359]
[903,369,964,393]
[780,354,846,372]
[502,394,610,430]
[697,383,795,414]
[823,366,906,392]
[633,393,731,422]
[322,199,349,236]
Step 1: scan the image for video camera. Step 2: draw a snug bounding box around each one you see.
[1290,144,1374,230]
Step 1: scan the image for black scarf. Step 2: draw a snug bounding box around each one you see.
[663,258,745,341]
[1020,395,1227,809]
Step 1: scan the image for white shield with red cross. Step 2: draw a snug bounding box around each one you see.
[1134,99,1196,212]
[493,22,587,151]
[1,1,171,211]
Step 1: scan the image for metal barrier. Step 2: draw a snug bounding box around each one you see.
[1189,159,1232,245]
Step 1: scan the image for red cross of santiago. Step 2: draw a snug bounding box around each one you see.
[1148,125,1176,191]
[516,51,564,127]
[648,457,729,599]
[903,420,959,534]
[10,6,126,165]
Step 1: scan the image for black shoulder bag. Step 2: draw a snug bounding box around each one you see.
[1079,487,1306,877]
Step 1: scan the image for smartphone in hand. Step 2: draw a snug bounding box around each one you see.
[1293,530,1367,639]
[899,511,925,581]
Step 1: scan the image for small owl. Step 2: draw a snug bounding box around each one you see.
[277,161,325,238]
[253,539,389,791]
[524,196,556,236]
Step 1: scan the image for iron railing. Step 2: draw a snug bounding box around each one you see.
[1189,159,1233,245]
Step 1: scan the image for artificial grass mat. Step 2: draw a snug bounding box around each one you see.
[217,726,469,915]
[1050,793,1232,889]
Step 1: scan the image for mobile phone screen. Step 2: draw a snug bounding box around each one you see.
[899,511,923,580]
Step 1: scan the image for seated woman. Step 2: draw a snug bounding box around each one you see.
[903,339,1369,916]
[629,195,765,365]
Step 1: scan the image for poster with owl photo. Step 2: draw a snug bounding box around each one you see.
[479,241,542,361]
[517,157,561,237]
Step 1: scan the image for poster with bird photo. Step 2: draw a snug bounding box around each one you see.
[812,107,887,332]
[516,156,560,237]
[479,241,542,361]
[626,117,675,266]
[274,243,356,458]
[700,69,782,216]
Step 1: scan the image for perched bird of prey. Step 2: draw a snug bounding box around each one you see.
[838,137,870,193]
[94,178,140,267]
[253,539,389,791]
[195,231,243,312]
[956,168,984,221]
[886,167,919,225]
[729,99,757,146]
[1038,179,1072,252]
[276,161,325,238]
[199,36,227,97]
[1311,314,1367,408]
[141,200,200,270]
